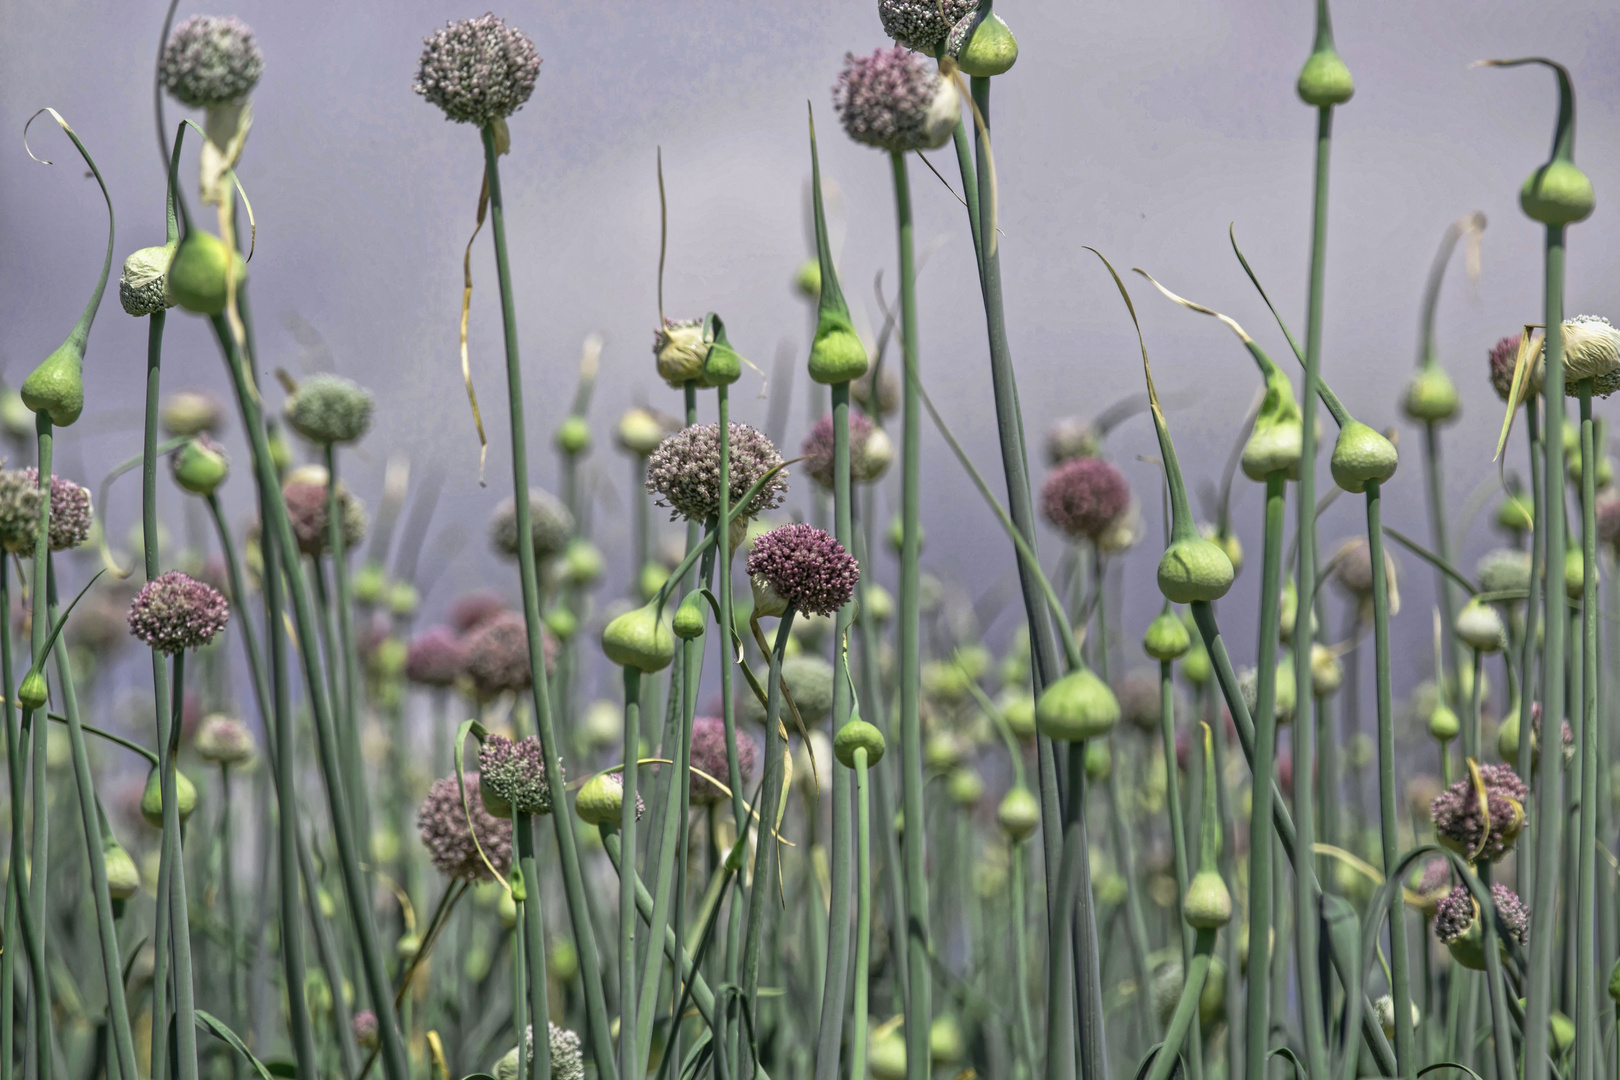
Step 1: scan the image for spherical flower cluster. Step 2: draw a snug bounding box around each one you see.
[1476,548,1532,595]
[1040,458,1131,541]
[878,0,976,53]
[414,14,541,128]
[745,655,836,726]
[1429,763,1528,862]
[160,15,264,108]
[802,411,891,489]
[464,611,553,698]
[689,717,757,806]
[162,390,228,437]
[283,374,374,445]
[489,488,574,561]
[283,480,368,557]
[0,470,43,556]
[195,715,255,766]
[852,369,899,418]
[745,524,859,617]
[833,47,959,153]
[405,626,468,688]
[351,1011,379,1051]
[127,571,230,653]
[1487,335,1524,402]
[451,590,508,632]
[417,773,512,881]
[494,1024,584,1080]
[646,423,788,524]
[1434,882,1529,946]
[478,734,557,816]
[1046,416,1101,465]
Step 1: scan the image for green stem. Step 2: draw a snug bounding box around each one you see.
[325,444,370,846]
[619,666,641,1079]
[600,831,719,1027]
[1144,929,1218,1080]
[1009,841,1038,1079]
[742,609,796,1046]
[478,123,616,1080]
[850,750,873,1078]
[515,813,551,1080]
[1158,657,1202,1080]
[1517,397,1543,796]
[25,415,53,1080]
[890,148,932,1080]
[1424,421,1464,686]
[1367,481,1415,1078]
[1,553,27,1080]
[164,649,201,1080]
[1523,223,1567,1080]
[1575,379,1599,1080]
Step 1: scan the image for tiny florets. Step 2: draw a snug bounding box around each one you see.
[283,374,374,445]
[414,14,541,128]
[745,524,859,617]
[802,411,890,489]
[127,571,230,653]
[477,734,558,816]
[0,470,43,556]
[283,480,368,557]
[834,46,957,153]
[646,423,788,524]
[489,488,574,561]
[351,1011,379,1051]
[1488,335,1523,402]
[1434,883,1528,946]
[1040,458,1131,541]
[1490,882,1530,944]
[417,773,512,881]
[878,0,976,53]
[1429,763,1528,862]
[464,611,552,698]
[404,625,467,688]
[495,1024,584,1080]
[160,15,264,108]
[689,716,757,806]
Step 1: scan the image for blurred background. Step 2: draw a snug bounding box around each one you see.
[3,0,1619,711]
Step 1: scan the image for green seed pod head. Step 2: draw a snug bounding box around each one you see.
[119,244,177,316]
[17,670,48,711]
[1330,420,1399,493]
[929,1015,965,1065]
[793,259,821,300]
[1495,491,1533,533]
[1401,364,1460,423]
[1200,524,1243,577]
[600,601,676,672]
[1455,596,1506,653]
[161,390,227,437]
[653,319,709,387]
[103,841,141,900]
[1567,448,1614,488]
[1278,578,1300,640]
[1143,609,1191,661]
[868,1029,907,1080]
[1083,737,1112,783]
[834,717,886,768]
[639,561,670,602]
[141,765,197,828]
[1521,159,1595,225]
[170,435,229,496]
[1296,46,1354,106]
[542,605,578,642]
[672,592,707,640]
[1549,1011,1576,1053]
[388,580,420,617]
[1157,537,1235,605]
[561,538,604,586]
[1564,545,1591,600]
[993,692,1033,742]
[353,562,386,605]
[22,340,85,427]
[1608,955,1620,1004]
[1428,701,1461,742]
[575,772,627,827]
[616,407,669,457]
[1180,638,1212,686]
[702,340,743,387]
[946,766,984,807]
[1183,868,1233,929]
[996,784,1040,840]
[284,374,374,445]
[166,230,247,316]
[1035,666,1120,742]
[807,308,869,385]
[554,415,591,456]
[948,8,1018,78]
[1310,643,1344,697]
[497,887,517,929]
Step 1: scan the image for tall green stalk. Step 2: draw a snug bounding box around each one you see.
[850,747,874,1077]
[618,667,641,1080]
[324,444,370,845]
[1517,402,1545,795]
[1574,381,1599,1080]
[742,608,796,1042]
[478,122,616,1080]
[514,811,551,1080]
[23,420,54,1080]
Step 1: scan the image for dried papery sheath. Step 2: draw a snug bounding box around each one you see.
[161,16,264,108]
[414,14,541,128]
[119,245,177,316]
[1548,315,1620,396]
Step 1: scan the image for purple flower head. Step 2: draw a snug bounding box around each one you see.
[1040,458,1130,541]
[283,480,367,558]
[1433,883,1528,946]
[450,590,508,632]
[161,15,264,108]
[127,571,230,653]
[352,1010,379,1050]
[646,423,788,524]
[1417,858,1452,896]
[478,734,558,816]
[463,611,552,699]
[833,46,957,153]
[28,469,92,553]
[1488,335,1524,402]
[1490,882,1530,944]
[745,523,859,617]
[416,773,512,881]
[689,716,757,807]
[414,14,541,128]
[802,411,890,490]
[878,0,976,53]
[405,626,467,688]
[1429,763,1528,862]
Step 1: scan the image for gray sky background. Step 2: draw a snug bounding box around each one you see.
[4,0,1620,709]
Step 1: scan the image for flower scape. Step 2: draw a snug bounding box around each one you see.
[4,4,1618,1080]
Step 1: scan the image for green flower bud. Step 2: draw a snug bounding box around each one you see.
[750,571,789,619]
[284,374,374,446]
[868,1029,907,1080]
[576,772,625,827]
[1401,364,1459,423]
[1549,1011,1576,1053]
[1521,159,1595,226]
[1084,737,1112,783]
[166,230,246,316]
[1278,578,1299,640]
[929,1015,964,1064]
[171,436,229,495]
[141,765,197,828]
[104,840,141,900]
[119,244,178,316]
[834,718,886,768]
[1428,701,1460,742]
[1035,666,1120,742]
[1330,420,1399,493]
[350,563,386,606]
[1455,596,1506,653]
[654,320,708,386]
[1495,492,1533,534]
[1241,414,1303,482]
[1565,546,1591,600]
[497,887,517,930]
[542,606,578,642]
[1296,47,1354,107]
[807,308,869,385]
[924,731,964,772]
[865,583,895,624]
[1608,955,1620,1004]
[601,601,675,672]
[1310,643,1343,697]
[1000,691,1035,738]
[550,938,579,983]
[1158,537,1235,604]
[480,778,512,820]
[1180,638,1212,686]
[672,592,707,640]
[996,785,1040,840]
[702,335,743,387]
[639,561,670,602]
[948,7,1018,77]
[388,580,420,617]
[561,538,604,586]
[946,767,983,807]
[396,934,420,962]
[555,414,591,456]
[266,422,292,475]
[22,339,85,427]
[1183,868,1233,929]
[17,670,48,711]
[1143,609,1191,661]
[616,407,668,457]
[793,259,821,300]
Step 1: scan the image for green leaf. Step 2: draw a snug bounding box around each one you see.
[195,1010,279,1080]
